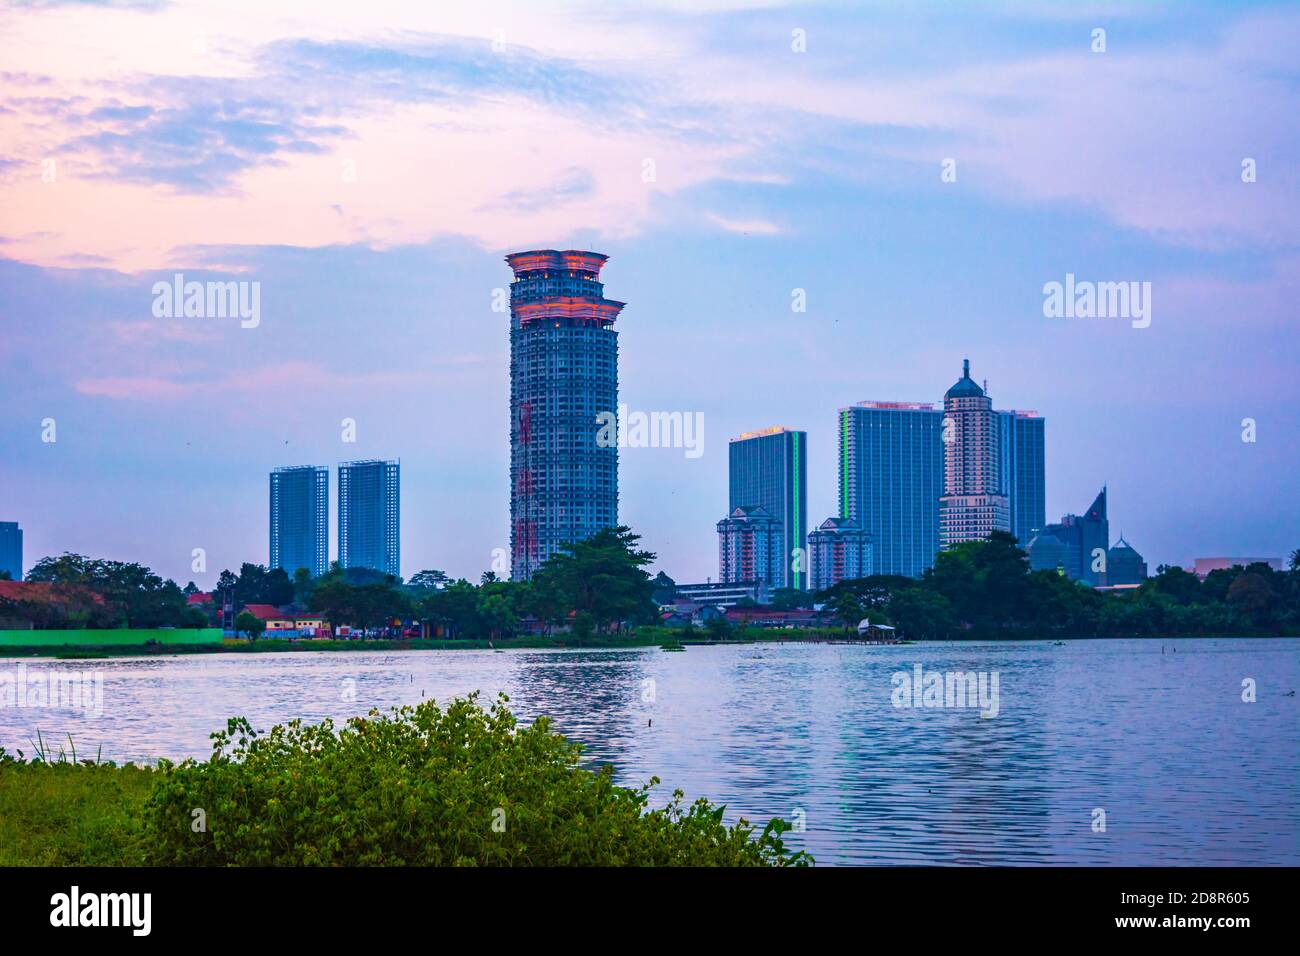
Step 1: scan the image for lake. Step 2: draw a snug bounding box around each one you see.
[2,637,1297,865]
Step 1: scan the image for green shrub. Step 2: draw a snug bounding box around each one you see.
[0,752,154,866]
[141,693,811,866]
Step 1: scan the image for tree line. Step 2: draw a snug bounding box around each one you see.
[3,527,660,639]
[815,533,1300,639]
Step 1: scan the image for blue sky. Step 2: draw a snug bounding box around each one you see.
[0,0,1296,585]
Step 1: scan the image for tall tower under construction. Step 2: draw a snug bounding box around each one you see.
[507,250,624,580]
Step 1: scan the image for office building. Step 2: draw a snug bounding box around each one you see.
[1103,536,1148,586]
[940,359,1011,549]
[672,580,771,608]
[997,409,1046,547]
[339,459,400,577]
[269,466,328,578]
[1039,486,1109,585]
[0,522,22,581]
[508,250,623,580]
[729,426,808,589]
[840,401,943,577]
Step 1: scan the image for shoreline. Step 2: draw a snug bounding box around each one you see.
[0,630,1293,660]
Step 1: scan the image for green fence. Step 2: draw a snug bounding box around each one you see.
[0,628,224,647]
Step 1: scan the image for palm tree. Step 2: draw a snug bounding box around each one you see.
[1290,548,1300,572]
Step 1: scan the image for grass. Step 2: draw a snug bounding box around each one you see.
[0,758,153,866]
[0,696,810,867]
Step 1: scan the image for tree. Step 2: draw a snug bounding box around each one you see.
[532,526,657,633]
[926,532,1031,630]
[26,553,191,628]
[1227,572,1276,630]
[1146,565,1202,605]
[407,569,449,592]
[887,589,955,640]
[420,579,481,639]
[292,567,314,603]
[234,610,265,640]
[814,574,915,627]
[650,571,676,603]
[770,587,814,610]
[308,579,360,635]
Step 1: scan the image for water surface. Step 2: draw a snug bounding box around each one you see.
[2,638,1297,865]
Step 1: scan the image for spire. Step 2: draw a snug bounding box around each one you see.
[945,357,985,399]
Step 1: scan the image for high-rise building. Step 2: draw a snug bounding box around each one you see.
[269,466,328,578]
[507,250,623,580]
[728,427,808,589]
[996,409,1046,547]
[840,401,943,577]
[1103,537,1148,586]
[940,359,1010,549]
[338,459,400,577]
[0,521,22,580]
[808,517,872,592]
[1025,529,1069,574]
[717,505,783,586]
[1039,486,1108,585]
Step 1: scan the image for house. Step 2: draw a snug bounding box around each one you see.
[237,603,328,638]
[659,600,727,627]
[186,592,214,607]
[857,621,902,643]
[724,606,822,629]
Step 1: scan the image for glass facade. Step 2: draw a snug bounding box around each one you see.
[997,410,1046,548]
[0,521,22,580]
[840,402,943,578]
[508,250,623,580]
[269,466,329,578]
[338,459,400,577]
[728,427,808,589]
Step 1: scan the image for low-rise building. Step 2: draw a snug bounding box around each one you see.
[673,580,770,608]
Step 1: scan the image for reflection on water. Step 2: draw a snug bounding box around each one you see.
[2,638,1298,865]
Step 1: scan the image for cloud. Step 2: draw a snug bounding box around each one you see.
[74,360,421,401]
[706,212,780,236]
[0,1,1294,272]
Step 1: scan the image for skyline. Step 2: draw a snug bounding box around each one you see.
[1,0,1297,586]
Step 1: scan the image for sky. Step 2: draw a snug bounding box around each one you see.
[0,0,1297,588]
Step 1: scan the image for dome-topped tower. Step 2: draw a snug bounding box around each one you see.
[939,357,1009,549]
[945,358,985,399]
